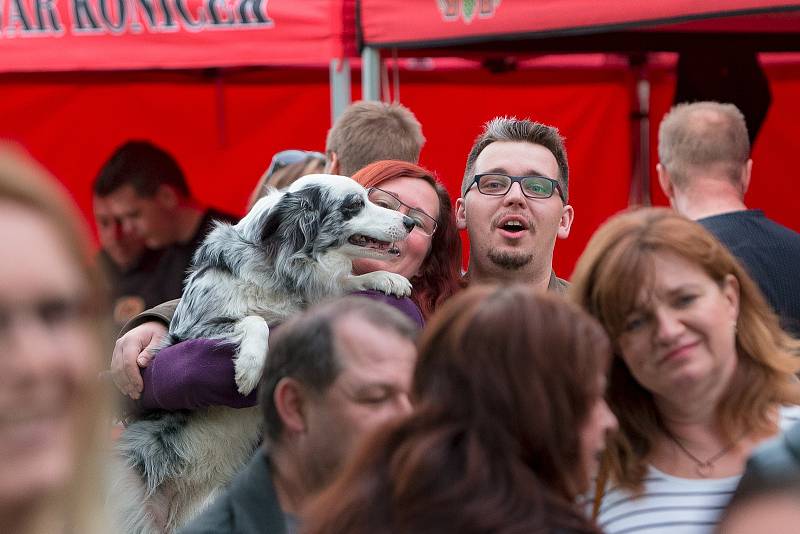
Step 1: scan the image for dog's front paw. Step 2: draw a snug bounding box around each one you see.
[233,316,270,395]
[349,271,412,298]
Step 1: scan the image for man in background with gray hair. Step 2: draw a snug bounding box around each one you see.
[456,117,574,292]
[657,101,800,335]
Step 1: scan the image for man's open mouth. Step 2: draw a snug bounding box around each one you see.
[499,220,527,234]
[348,234,400,256]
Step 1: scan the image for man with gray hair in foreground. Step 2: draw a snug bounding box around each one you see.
[178,297,417,534]
[657,101,800,335]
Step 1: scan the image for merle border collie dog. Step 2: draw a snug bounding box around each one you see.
[110,174,416,533]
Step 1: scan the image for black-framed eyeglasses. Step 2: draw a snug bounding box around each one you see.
[468,173,565,202]
[266,149,326,179]
[367,187,438,236]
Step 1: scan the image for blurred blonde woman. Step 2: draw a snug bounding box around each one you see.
[570,208,800,534]
[0,144,113,534]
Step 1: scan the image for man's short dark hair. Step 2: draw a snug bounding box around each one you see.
[325,101,425,176]
[93,140,190,198]
[461,117,570,202]
[259,297,418,444]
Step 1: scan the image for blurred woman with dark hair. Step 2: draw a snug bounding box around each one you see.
[570,208,800,534]
[351,160,462,319]
[303,284,617,534]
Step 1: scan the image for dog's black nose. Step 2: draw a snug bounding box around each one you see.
[402,215,415,232]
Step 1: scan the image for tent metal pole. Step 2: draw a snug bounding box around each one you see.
[628,54,651,207]
[330,58,351,125]
[362,46,381,101]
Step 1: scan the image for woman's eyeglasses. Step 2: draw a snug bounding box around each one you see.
[367,187,438,236]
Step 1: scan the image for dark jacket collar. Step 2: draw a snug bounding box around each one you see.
[229,450,286,534]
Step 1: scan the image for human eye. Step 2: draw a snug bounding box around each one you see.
[369,190,398,210]
[480,175,508,192]
[408,212,426,228]
[356,386,392,405]
[524,178,551,197]
[673,293,698,308]
[622,312,648,333]
[36,297,86,327]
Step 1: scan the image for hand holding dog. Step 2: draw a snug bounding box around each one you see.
[111,321,168,399]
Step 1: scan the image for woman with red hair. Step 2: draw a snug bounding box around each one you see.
[351,160,462,319]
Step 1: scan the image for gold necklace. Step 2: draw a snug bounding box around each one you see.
[664,430,744,478]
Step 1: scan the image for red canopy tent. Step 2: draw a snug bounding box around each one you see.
[359,0,800,52]
[0,0,355,70]
[358,0,800,276]
[0,0,357,227]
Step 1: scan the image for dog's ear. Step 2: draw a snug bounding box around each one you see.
[260,187,323,255]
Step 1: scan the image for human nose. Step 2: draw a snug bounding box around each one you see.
[113,221,127,241]
[601,400,618,433]
[390,393,413,417]
[502,181,527,207]
[121,218,136,236]
[654,307,685,344]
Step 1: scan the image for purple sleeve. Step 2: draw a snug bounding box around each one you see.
[138,292,421,413]
[350,290,425,328]
[140,338,258,411]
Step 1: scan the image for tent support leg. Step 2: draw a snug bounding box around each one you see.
[629,54,651,206]
[362,47,381,101]
[330,58,352,125]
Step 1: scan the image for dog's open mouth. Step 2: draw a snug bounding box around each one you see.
[348,234,400,256]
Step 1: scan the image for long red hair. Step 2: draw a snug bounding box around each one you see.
[351,160,462,318]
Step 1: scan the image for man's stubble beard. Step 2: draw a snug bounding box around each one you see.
[487,248,534,271]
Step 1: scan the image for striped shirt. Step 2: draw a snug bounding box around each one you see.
[593,405,800,534]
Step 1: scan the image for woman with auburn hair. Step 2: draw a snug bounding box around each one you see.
[303,284,617,534]
[351,159,462,319]
[569,207,800,534]
[0,145,113,534]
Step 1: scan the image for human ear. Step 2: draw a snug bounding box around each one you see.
[325,152,339,175]
[722,274,741,322]
[274,378,307,434]
[455,198,467,230]
[557,204,574,240]
[156,184,179,208]
[656,163,675,203]
[740,160,753,195]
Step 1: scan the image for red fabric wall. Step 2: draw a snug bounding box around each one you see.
[6,61,797,280]
[0,66,632,277]
[0,69,332,221]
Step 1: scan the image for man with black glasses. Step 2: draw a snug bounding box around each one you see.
[456,117,574,292]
